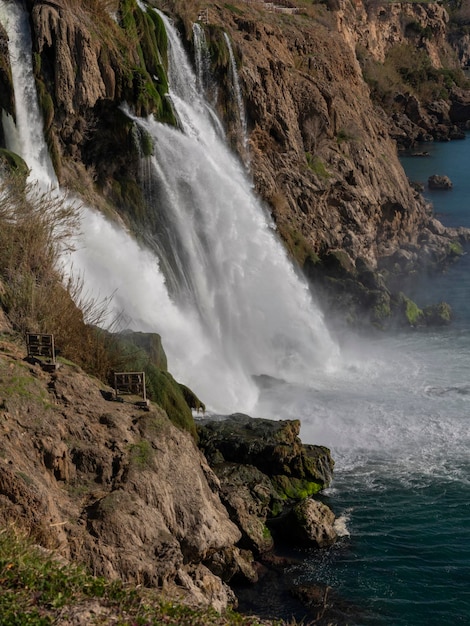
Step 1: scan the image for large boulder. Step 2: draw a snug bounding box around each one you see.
[278,498,338,548]
[197,413,334,493]
[197,414,335,554]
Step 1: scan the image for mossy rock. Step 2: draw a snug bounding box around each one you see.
[423,301,452,326]
[448,240,463,257]
[395,292,424,327]
[198,415,334,496]
[120,331,168,370]
[270,475,323,505]
[113,332,203,438]
[370,291,392,327]
[145,369,199,439]
[119,0,175,123]
[0,149,29,180]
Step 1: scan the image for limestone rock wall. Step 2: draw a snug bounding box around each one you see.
[1,0,469,324]
[335,0,450,66]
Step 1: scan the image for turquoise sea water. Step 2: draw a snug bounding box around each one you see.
[249,139,470,625]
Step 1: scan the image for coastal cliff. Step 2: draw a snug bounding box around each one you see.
[0,325,336,621]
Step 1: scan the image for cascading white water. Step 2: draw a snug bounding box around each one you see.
[192,23,212,98]
[0,1,217,405]
[0,1,339,414]
[0,1,56,185]
[132,11,339,407]
[223,31,249,159]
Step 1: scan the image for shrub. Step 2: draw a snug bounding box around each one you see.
[0,174,123,380]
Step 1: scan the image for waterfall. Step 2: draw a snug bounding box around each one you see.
[192,23,212,98]
[0,0,56,186]
[134,11,339,408]
[223,32,249,159]
[0,2,339,414]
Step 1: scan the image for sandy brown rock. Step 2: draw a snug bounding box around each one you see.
[31,1,116,114]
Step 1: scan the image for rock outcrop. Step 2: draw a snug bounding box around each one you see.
[197,414,335,555]
[181,0,470,327]
[428,174,453,190]
[0,336,241,610]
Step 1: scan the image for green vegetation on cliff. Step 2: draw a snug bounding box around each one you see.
[0,529,275,626]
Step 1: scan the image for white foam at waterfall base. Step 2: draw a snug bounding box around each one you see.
[69,207,262,412]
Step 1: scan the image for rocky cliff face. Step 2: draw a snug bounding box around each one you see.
[0,336,241,610]
[215,3,430,265]
[196,0,469,326]
[336,0,451,65]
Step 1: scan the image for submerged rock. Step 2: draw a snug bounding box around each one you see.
[428,174,453,190]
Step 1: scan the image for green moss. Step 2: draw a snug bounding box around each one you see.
[279,224,319,269]
[0,149,29,179]
[0,360,51,407]
[118,1,175,123]
[423,301,452,326]
[271,475,323,504]
[121,332,168,370]
[306,152,330,178]
[373,301,391,324]
[115,175,146,219]
[262,524,272,540]
[0,528,268,625]
[207,25,231,71]
[140,127,154,157]
[129,439,153,468]
[405,298,423,326]
[179,382,206,413]
[112,333,201,439]
[145,369,198,439]
[396,293,424,326]
[32,50,58,177]
[448,240,463,256]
